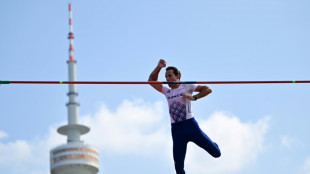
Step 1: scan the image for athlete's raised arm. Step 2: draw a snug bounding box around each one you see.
[148,59,166,92]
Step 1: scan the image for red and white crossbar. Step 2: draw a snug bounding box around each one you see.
[1,80,310,85]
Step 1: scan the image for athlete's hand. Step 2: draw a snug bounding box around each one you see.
[183,93,195,101]
[157,59,166,68]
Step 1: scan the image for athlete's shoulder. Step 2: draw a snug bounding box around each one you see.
[183,84,197,92]
[162,85,171,94]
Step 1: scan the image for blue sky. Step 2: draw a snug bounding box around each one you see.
[0,0,309,174]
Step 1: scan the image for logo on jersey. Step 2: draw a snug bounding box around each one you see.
[167,93,183,100]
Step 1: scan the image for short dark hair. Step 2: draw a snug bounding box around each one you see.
[166,66,181,79]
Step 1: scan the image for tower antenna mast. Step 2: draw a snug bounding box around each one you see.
[50,4,99,174]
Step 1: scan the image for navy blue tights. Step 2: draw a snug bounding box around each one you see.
[171,118,221,174]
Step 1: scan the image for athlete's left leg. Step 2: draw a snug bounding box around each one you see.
[191,126,221,158]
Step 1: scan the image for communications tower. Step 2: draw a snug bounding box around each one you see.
[50,4,99,174]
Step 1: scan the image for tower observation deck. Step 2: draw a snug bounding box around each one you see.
[50,4,99,174]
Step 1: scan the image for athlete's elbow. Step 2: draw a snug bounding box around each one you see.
[208,88,212,94]
[205,86,212,94]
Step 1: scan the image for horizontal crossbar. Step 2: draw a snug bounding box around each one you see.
[1,80,310,85]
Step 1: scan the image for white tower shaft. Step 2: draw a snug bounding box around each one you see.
[56,3,90,143]
[50,4,99,174]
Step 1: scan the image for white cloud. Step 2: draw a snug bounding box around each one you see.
[45,124,67,149]
[79,100,270,174]
[302,158,310,174]
[281,135,294,148]
[185,112,270,174]
[0,131,8,139]
[0,99,270,174]
[0,125,64,174]
[280,135,303,149]
[0,139,32,164]
[80,99,171,157]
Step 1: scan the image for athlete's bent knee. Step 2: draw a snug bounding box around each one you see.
[212,143,221,158]
[213,151,221,158]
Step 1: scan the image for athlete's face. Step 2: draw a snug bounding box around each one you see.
[165,69,179,82]
[165,70,180,88]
